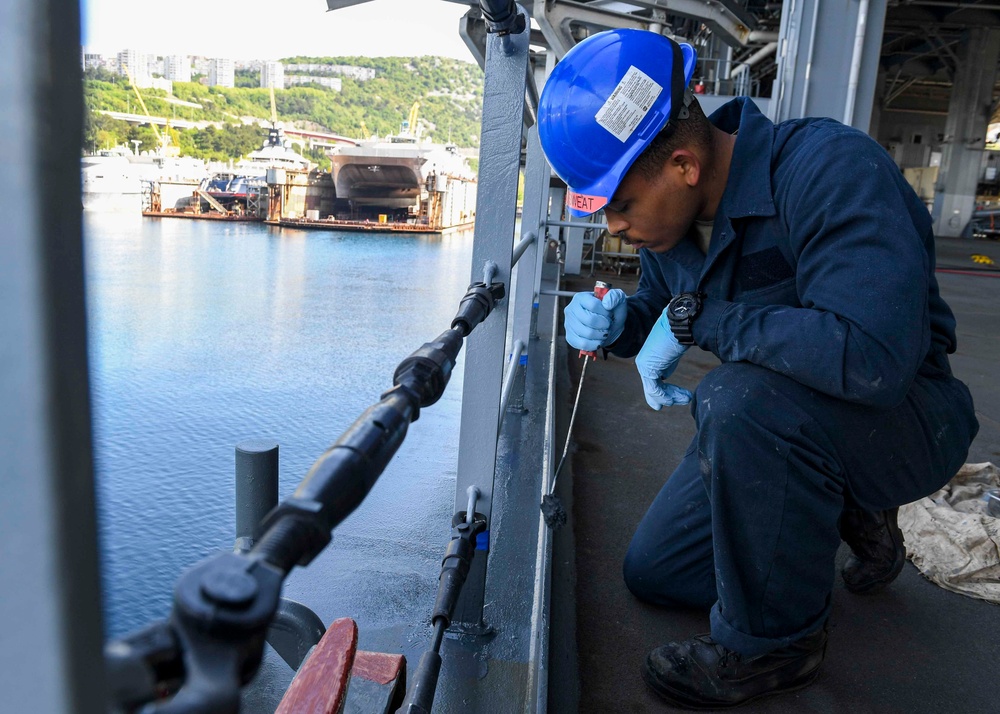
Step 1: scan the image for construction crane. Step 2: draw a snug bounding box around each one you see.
[403,101,420,138]
[360,120,370,140]
[123,64,167,153]
[265,85,289,152]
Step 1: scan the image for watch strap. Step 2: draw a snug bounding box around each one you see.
[667,292,704,346]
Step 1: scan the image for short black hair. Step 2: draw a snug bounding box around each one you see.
[631,96,713,180]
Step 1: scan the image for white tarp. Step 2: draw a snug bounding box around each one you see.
[898,462,1000,604]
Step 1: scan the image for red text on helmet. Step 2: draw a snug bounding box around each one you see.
[567,191,608,214]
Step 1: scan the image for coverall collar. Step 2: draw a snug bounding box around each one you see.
[709,97,777,220]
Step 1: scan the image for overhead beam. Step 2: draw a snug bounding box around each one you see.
[536,0,646,58]
[928,28,960,68]
[886,4,1000,28]
[885,75,919,105]
[599,0,755,45]
[536,0,753,59]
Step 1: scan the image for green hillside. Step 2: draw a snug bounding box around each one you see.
[83,56,484,165]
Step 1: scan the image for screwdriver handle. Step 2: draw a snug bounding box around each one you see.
[580,281,612,359]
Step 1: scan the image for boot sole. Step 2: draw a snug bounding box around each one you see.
[641,665,821,710]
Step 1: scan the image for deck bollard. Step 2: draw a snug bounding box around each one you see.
[235,439,279,553]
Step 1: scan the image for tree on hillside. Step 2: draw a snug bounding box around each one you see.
[82,112,132,154]
[83,55,485,154]
[84,66,121,84]
[235,69,259,89]
[191,124,266,161]
[125,124,162,154]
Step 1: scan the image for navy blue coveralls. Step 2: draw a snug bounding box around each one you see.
[612,98,979,656]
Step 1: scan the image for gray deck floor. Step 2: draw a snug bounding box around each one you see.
[549,237,1000,713]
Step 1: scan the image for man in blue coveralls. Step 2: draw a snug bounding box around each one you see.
[537,29,979,709]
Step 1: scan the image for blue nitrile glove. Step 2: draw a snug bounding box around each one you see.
[564,288,628,352]
[635,309,693,410]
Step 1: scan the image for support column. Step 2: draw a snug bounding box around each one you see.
[931,29,1000,238]
[771,0,888,129]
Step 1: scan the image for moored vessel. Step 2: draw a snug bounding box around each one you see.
[323,134,477,231]
[81,149,142,212]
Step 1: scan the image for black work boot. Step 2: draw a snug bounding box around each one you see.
[642,628,827,710]
[839,506,906,594]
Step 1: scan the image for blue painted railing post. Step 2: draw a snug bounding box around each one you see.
[452,2,531,632]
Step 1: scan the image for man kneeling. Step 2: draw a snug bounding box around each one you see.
[538,29,978,709]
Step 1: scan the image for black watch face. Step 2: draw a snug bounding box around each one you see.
[671,295,698,318]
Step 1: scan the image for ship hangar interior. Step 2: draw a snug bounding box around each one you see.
[441,1,1000,712]
[424,1,1000,712]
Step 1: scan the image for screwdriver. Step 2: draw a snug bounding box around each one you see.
[544,280,614,529]
[579,280,612,359]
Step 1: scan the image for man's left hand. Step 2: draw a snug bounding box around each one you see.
[635,309,693,410]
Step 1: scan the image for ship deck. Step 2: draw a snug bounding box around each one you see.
[548,236,1000,713]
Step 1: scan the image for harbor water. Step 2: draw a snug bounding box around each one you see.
[84,213,474,656]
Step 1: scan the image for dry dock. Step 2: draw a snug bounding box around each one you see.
[266,217,475,234]
[142,210,264,222]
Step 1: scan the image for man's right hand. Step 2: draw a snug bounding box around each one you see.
[564,288,628,352]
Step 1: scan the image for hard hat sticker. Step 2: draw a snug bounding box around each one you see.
[566,191,607,214]
[595,66,663,143]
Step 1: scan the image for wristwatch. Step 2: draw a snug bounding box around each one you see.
[666,292,705,345]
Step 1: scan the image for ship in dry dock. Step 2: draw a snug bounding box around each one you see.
[312,133,478,232]
[145,127,478,234]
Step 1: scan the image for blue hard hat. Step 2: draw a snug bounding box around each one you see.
[538,30,697,217]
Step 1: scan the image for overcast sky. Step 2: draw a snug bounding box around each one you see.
[81,0,476,62]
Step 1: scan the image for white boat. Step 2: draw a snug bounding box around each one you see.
[82,147,210,213]
[81,149,142,212]
[137,155,211,211]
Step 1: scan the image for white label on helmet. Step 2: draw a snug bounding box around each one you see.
[595,66,663,143]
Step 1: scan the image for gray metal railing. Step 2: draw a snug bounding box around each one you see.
[228,2,564,705]
[450,0,536,631]
[228,0,562,681]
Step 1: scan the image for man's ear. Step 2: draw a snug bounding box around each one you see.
[669,149,701,187]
